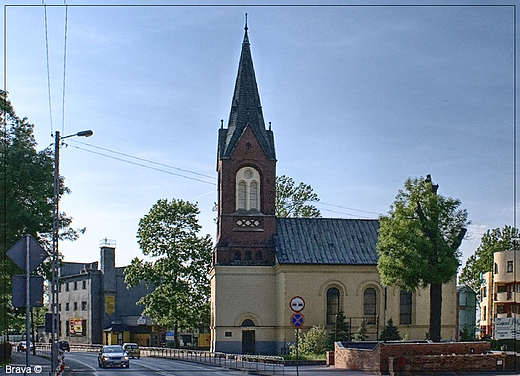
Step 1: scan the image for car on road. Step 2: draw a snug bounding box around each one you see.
[58,340,70,352]
[17,341,33,352]
[122,343,140,359]
[98,345,130,368]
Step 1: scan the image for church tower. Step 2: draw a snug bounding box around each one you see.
[214,21,277,266]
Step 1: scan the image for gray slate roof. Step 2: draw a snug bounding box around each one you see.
[274,218,380,265]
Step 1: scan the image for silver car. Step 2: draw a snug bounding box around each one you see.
[98,345,130,368]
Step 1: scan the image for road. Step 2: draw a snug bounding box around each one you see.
[65,351,261,375]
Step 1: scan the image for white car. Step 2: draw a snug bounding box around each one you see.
[98,345,130,368]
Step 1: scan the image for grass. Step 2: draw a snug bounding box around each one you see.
[282,353,326,361]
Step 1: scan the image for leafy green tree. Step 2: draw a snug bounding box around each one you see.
[0,90,82,335]
[355,319,368,341]
[377,175,469,342]
[124,199,212,347]
[459,226,519,292]
[459,324,476,341]
[290,326,327,356]
[379,319,401,341]
[276,175,321,218]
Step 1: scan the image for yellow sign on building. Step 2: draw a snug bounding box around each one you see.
[105,295,115,315]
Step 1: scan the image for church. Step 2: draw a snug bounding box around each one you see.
[210,23,457,355]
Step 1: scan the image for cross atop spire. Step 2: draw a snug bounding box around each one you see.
[245,13,248,31]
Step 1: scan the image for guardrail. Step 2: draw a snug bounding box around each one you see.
[29,343,287,374]
[142,347,285,374]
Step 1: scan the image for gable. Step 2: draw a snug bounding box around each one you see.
[274,218,380,265]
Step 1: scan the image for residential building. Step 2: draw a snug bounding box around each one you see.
[456,285,477,340]
[56,239,159,345]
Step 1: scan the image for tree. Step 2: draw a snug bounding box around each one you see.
[355,319,368,341]
[459,226,519,292]
[124,199,212,347]
[379,319,401,341]
[276,175,321,218]
[0,90,82,335]
[377,175,469,342]
[290,326,327,357]
[328,311,350,347]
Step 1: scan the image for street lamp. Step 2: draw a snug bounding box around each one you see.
[51,130,93,375]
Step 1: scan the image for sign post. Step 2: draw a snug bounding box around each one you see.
[290,297,305,376]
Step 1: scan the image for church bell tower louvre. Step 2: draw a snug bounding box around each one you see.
[214,20,277,266]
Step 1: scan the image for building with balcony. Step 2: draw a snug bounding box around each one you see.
[478,250,520,339]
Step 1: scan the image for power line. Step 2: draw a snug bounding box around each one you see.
[68,139,216,180]
[64,143,216,186]
[61,1,68,134]
[42,1,53,135]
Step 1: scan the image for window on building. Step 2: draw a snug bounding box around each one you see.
[235,167,261,211]
[326,287,340,325]
[495,263,499,274]
[400,291,412,325]
[74,282,78,290]
[483,286,487,297]
[58,304,61,311]
[234,251,241,261]
[65,283,69,292]
[483,306,486,320]
[58,284,62,293]
[65,321,68,337]
[507,261,514,273]
[82,320,87,336]
[82,280,86,290]
[497,305,505,314]
[82,301,87,311]
[364,288,377,324]
[65,303,69,311]
[242,319,255,327]
[73,302,78,311]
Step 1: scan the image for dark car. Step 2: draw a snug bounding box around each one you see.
[122,343,140,359]
[58,341,70,352]
[98,345,129,368]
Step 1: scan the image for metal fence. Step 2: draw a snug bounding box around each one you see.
[142,347,286,374]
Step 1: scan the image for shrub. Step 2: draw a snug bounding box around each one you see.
[290,326,327,356]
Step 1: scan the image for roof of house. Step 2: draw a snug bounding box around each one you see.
[274,218,380,265]
[218,25,275,161]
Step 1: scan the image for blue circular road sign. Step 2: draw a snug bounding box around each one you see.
[291,312,305,328]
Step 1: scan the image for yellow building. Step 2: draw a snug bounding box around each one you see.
[210,23,457,355]
[479,250,520,339]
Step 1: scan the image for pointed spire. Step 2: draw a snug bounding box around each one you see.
[218,19,276,161]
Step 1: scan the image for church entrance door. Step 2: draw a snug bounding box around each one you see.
[242,330,255,354]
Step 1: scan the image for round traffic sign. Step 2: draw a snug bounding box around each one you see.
[290,296,305,312]
[291,312,305,327]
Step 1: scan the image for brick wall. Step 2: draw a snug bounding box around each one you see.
[388,353,506,375]
[335,341,492,374]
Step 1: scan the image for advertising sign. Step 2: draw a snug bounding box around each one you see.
[70,317,83,336]
[494,317,520,339]
[105,295,115,315]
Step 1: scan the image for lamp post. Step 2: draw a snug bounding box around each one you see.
[51,130,93,375]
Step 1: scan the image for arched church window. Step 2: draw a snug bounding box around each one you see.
[236,167,261,211]
[242,319,255,327]
[364,288,377,324]
[234,251,241,261]
[326,287,340,325]
[250,181,258,210]
[245,251,252,261]
[400,291,412,325]
[238,182,247,210]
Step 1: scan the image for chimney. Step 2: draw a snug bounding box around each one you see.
[100,238,116,293]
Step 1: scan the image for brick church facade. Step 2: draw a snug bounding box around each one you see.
[210,24,457,355]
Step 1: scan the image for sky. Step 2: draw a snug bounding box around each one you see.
[3,1,517,274]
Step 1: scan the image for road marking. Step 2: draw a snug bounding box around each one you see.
[66,357,99,376]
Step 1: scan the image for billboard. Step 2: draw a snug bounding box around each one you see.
[70,317,83,336]
[494,317,520,339]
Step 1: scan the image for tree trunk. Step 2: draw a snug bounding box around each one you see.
[429,283,442,342]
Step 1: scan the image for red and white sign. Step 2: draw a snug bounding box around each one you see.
[290,296,305,312]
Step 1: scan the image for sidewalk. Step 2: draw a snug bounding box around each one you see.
[0,350,51,376]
